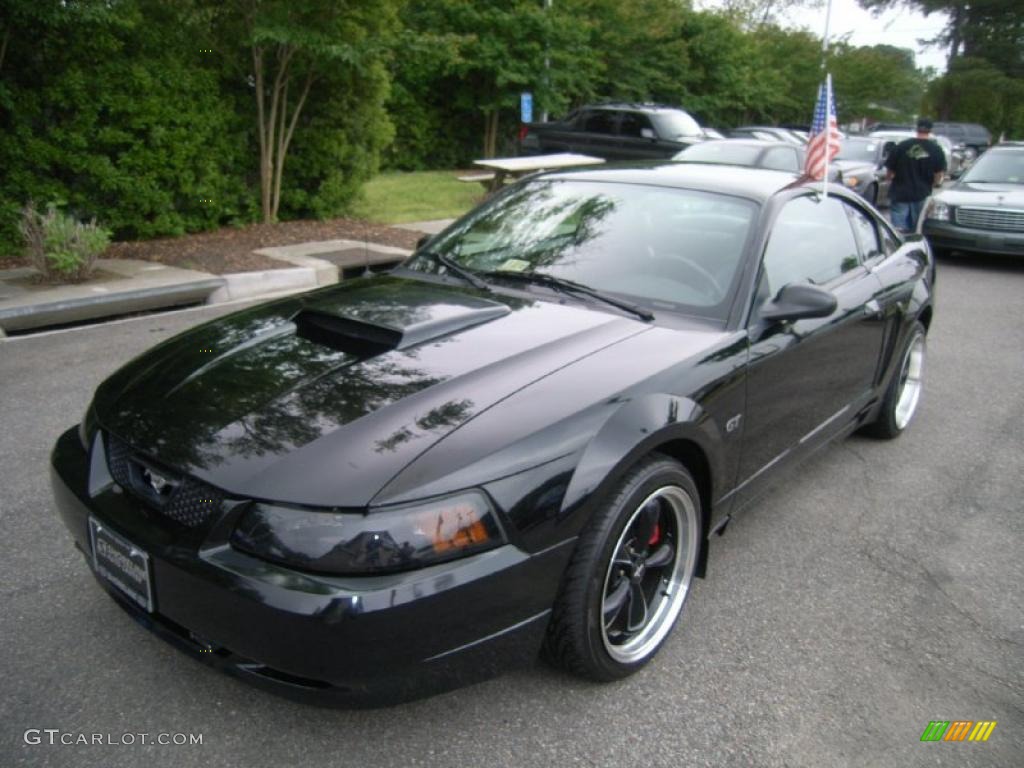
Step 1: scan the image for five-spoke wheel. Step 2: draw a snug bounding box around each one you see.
[545,456,702,680]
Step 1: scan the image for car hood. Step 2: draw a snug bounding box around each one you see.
[93,275,650,507]
[937,181,1024,207]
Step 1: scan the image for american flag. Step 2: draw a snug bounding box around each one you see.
[805,73,841,181]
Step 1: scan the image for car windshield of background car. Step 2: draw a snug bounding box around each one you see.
[651,110,703,139]
[836,139,879,163]
[963,151,1024,183]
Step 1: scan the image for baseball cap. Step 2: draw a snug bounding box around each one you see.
[916,117,933,131]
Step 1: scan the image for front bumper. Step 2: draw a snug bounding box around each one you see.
[51,428,571,707]
[923,220,1024,256]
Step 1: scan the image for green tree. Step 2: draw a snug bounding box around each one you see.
[207,0,399,223]
[0,0,250,248]
[830,43,926,122]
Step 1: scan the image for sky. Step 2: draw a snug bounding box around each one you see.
[700,0,951,73]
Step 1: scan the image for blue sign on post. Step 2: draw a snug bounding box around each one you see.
[520,92,533,124]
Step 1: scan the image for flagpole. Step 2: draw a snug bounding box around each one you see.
[821,0,834,199]
[823,74,832,200]
[822,0,834,62]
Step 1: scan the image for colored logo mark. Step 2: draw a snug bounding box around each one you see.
[920,720,997,742]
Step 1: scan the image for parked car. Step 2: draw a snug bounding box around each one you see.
[922,143,1024,257]
[677,138,888,206]
[832,136,892,206]
[932,121,991,155]
[869,130,963,178]
[519,103,705,160]
[52,163,933,706]
[673,138,804,173]
[729,125,807,145]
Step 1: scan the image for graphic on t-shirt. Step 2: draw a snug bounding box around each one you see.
[907,144,931,161]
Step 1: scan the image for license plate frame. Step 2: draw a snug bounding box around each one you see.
[88,518,154,613]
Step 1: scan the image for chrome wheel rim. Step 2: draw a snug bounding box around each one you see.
[600,485,699,664]
[894,333,926,429]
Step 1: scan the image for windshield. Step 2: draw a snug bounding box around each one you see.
[651,110,703,139]
[836,138,879,163]
[963,151,1024,183]
[407,180,758,320]
[674,143,763,166]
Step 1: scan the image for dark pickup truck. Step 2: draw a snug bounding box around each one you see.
[519,103,706,161]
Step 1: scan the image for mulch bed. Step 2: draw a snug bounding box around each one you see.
[0,217,424,275]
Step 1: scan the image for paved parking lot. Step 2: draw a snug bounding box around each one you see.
[2,255,1022,767]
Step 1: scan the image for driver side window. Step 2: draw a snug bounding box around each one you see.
[759,196,861,299]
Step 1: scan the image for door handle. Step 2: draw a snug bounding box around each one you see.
[864,299,882,317]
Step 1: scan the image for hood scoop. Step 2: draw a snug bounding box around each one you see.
[294,282,512,355]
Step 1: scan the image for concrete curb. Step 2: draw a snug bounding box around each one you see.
[207,267,319,304]
[0,233,422,333]
[0,277,224,333]
[254,244,341,286]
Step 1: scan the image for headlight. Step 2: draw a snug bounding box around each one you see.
[843,175,860,188]
[927,200,951,222]
[231,491,505,575]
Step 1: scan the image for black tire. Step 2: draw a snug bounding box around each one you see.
[543,455,702,681]
[862,321,927,439]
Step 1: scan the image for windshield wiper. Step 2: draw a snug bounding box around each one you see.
[419,251,491,292]
[483,270,654,322]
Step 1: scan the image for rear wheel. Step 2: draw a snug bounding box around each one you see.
[544,456,701,680]
[862,321,926,439]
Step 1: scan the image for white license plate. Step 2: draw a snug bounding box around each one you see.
[89,518,153,613]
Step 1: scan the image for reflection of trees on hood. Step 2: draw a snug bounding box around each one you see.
[374,398,474,454]
[100,286,466,473]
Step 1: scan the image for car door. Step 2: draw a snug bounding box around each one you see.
[735,194,888,501]
[575,109,624,159]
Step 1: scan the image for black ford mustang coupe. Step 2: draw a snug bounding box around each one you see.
[51,164,933,706]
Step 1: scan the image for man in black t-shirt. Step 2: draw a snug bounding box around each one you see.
[885,118,947,232]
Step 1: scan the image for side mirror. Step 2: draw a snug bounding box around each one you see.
[416,234,432,251]
[760,283,837,322]
[640,127,657,140]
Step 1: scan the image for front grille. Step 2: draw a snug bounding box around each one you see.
[105,434,224,528]
[955,207,1024,232]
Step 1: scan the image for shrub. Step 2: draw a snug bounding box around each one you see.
[19,203,111,283]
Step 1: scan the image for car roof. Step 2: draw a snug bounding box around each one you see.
[586,103,690,114]
[687,138,795,149]
[542,161,803,202]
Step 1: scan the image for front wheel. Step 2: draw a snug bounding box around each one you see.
[862,321,926,439]
[544,456,701,681]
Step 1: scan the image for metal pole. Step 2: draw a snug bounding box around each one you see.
[542,0,551,122]
[821,0,833,62]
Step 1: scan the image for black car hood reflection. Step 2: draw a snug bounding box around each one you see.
[94,275,651,507]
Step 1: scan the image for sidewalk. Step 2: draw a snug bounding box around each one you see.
[0,221,446,336]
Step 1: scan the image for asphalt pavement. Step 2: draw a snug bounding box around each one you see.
[1,255,1022,767]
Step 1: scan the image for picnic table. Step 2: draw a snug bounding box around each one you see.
[464,152,605,193]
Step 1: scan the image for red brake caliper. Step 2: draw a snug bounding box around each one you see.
[648,522,661,546]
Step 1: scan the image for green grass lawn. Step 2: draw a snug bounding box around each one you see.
[351,170,484,224]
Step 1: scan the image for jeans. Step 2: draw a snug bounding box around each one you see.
[890,199,926,233]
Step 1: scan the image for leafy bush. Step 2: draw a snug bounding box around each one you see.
[19,203,111,283]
